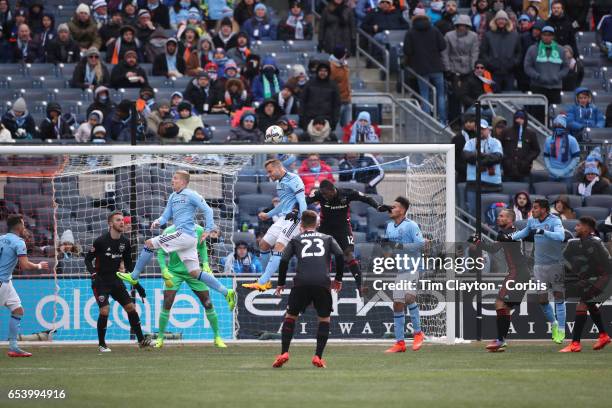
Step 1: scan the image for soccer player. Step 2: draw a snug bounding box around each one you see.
[307,179,391,293]
[155,224,226,349]
[560,216,611,352]
[272,210,344,368]
[242,159,308,291]
[511,199,567,344]
[85,211,151,352]
[116,170,236,311]
[384,197,426,353]
[0,214,48,357]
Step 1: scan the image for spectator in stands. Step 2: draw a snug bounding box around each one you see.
[45,23,81,64]
[354,0,376,25]
[153,38,186,78]
[455,60,493,109]
[184,72,213,114]
[147,0,170,29]
[2,97,37,140]
[479,10,521,92]
[498,110,540,182]
[8,8,28,43]
[518,20,544,91]
[442,14,480,123]
[107,25,142,64]
[304,117,332,142]
[92,0,109,28]
[87,86,114,125]
[108,99,147,141]
[427,1,444,24]
[543,114,580,187]
[39,103,74,141]
[28,1,46,34]
[146,100,171,135]
[227,32,251,65]
[517,14,533,33]
[278,2,313,41]
[435,0,459,36]
[566,87,606,136]
[176,101,204,142]
[274,86,297,115]
[75,110,104,143]
[462,118,504,213]
[285,64,308,102]
[329,45,352,127]
[578,164,610,197]
[157,119,180,143]
[551,196,575,220]
[69,3,102,51]
[223,241,263,274]
[0,0,11,33]
[211,47,229,76]
[256,99,283,132]
[184,8,206,37]
[546,1,578,56]
[213,17,238,50]
[135,9,157,45]
[298,153,335,195]
[99,9,122,52]
[251,56,283,103]
[300,61,341,131]
[277,117,299,142]
[224,78,250,115]
[318,0,356,54]
[243,4,277,41]
[403,11,447,124]
[360,0,409,39]
[36,13,56,50]
[597,12,612,60]
[121,0,139,27]
[471,0,491,41]
[491,116,507,139]
[57,230,81,260]
[338,153,384,194]
[234,0,257,27]
[169,0,192,29]
[561,45,583,91]
[110,49,149,88]
[204,62,227,111]
[344,111,380,143]
[227,111,263,142]
[0,25,10,63]
[191,126,212,142]
[12,23,42,63]
[0,122,13,143]
[575,147,611,184]
[512,192,532,221]
[451,113,476,183]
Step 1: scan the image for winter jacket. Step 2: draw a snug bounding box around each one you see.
[565,88,606,133]
[479,18,521,75]
[11,40,42,63]
[256,99,283,133]
[298,160,336,195]
[318,3,356,54]
[176,114,204,143]
[1,110,37,140]
[242,16,277,41]
[277,14,314,41]
[45,37,81,63]
[150,3,171,29]
[360,7,409,35]
[546,13,578,55]
[299,62,341,129]
[251,56,284,103]
[71,58,112,89]
[435,12,458,36]
[183,78,217,114]
[403,16,446,75]
[153,51,186,77]
[329,58,351,103]
[227,113,263,143]
[68,16,102,50]
[451,127,476,183]
[523,41,569,89]
[442,29,480,75]
[39,102,74,140]
[497,111,541,179]
[305,119,332,143]
[110,61,149,88]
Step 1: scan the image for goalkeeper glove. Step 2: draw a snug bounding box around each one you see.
[133,282,147,299]
[202,262,212,274]
[535,229,545,235]
[377,204,392,212]
[285,211,299,222]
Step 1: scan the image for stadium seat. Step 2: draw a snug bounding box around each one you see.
[19,194,53,217]
[533,182,568,196]
[336,181,366,192]
[234,181,259,198]
[258,181,277,196]
[501,182,530,196]
[238,168,261,183]
[530,170,550,184]
[562,219,579,232]
[574,206,609,221]
[547,194,584,209]
[35,207,56,230]
[584,195,612,209]
[366,207,389,238]
[237,193,272,224]
[4,181,41,197]
[481,193,510,218]
[232,231,257,247]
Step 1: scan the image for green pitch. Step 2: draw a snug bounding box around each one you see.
[2,343,612,408]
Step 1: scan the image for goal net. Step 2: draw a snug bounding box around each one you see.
[0,145,456,344]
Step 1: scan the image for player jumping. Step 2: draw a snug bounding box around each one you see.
[116,170,237,311]
[85,211,151,352]
[242,159,307,291]
[307,179,391,294]
[272,210,344,368]
[155,224,226,348]
[384,197,426,353]
[0,214,48,357]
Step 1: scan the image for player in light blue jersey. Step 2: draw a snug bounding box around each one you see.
[0,215,49,357]
[242,159,308,291]
[117,170,237,311]
[510,198,567,343]
[383,197,426,353]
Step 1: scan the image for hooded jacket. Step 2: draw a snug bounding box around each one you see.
[498,110,541,178]
[346,111,380,143]
[110,59,149,88]
[45,32,81,63]
[183,76,219,114]
[39,102,74,140]
[251,56,284,103]
[68,13,102,50]
[565,87,606,133]
[1,98,37,139]
[298,158,335,195]
[152,41,186,77]
[442,16,480,75]
[242,10,277,41]
[360,5,409,35]
[86,86,115,127]
[403,15,446,75]
[176,105,204,143]
[256,98,282,132]
[300,61,341,129]
[227,112,263,143]
[479,12,522,74]
[318,2,356,54]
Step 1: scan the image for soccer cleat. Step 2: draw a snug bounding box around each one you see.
[161,269,174,288]
[139,337,152,349]
[241,281,272,292]
[559,341,581,352]
[272,352,290,368]
[555,329,566,344]
[116,271,138,285]
[385,340,407,353]
[551,322,560,343]
[486,339,507,352]
[214,336,227,348]
[593,333,611,351]
[7,348,32,357]
[412,331,425,351]
[154,338,164,349]
[312,355,327,368]
[98,345,112,353]
[225,289,237,311]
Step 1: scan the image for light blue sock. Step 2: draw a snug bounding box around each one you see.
[393,313,405,342]
[8,314,21,350]
[131,247,154,280]
[259,250,271,269]
[197,271,228,296]
[539,303,556,324]
[555,301,566,329]
[407,302,421,334]
[258,251,281,285]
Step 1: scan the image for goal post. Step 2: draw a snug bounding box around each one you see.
[0,144,457,344]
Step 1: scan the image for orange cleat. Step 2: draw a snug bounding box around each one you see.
[312,355,327,368]
[7,348,32,357]
[385,340,407,353]
[272,352,289,368]
[559,341,581,353]
[412,331,425,351]
[593,333,611,351]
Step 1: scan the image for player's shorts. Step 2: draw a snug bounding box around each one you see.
[150,230,199,272]
[497,272,530,306]
[320,226,353,252]
[392,271,419,301]
[534,263,565,295]
[263,217,300,247]
[165,269,209,292]
[287,285,333,318]
[0,280,22,312]
[92,279,133,307]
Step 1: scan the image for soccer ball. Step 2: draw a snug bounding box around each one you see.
[265,125,284,143]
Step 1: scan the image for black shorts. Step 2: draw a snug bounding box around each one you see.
[320,226,353,252]
[92,279,133,308]
[287,285,333,318]
[497,272,530,306]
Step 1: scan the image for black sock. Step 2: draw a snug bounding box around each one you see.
[97,314,108,347]
[587,304,607,335]
[496,308,510,341]
[573,310,587,342]
[316,321,330,358]
[348,260,362,289]
[127,311,144,342]
[281,317,295,354]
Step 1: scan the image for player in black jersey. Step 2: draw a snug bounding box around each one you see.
[306,179,390,293]
[84,211,151,352]
[272,210,344,369]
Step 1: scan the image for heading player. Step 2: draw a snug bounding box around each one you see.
[243,159,307,291]
[0,214,48,357]
[272,210,344,369]
[85,211,150,352]
[116,170,236,311]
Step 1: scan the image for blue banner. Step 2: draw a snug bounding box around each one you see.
[0,278,234,341]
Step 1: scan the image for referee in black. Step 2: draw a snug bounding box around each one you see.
[272,210,344,369]
[85,210,150,352]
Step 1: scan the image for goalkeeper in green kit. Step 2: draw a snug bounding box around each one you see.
[155,224,226,348]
